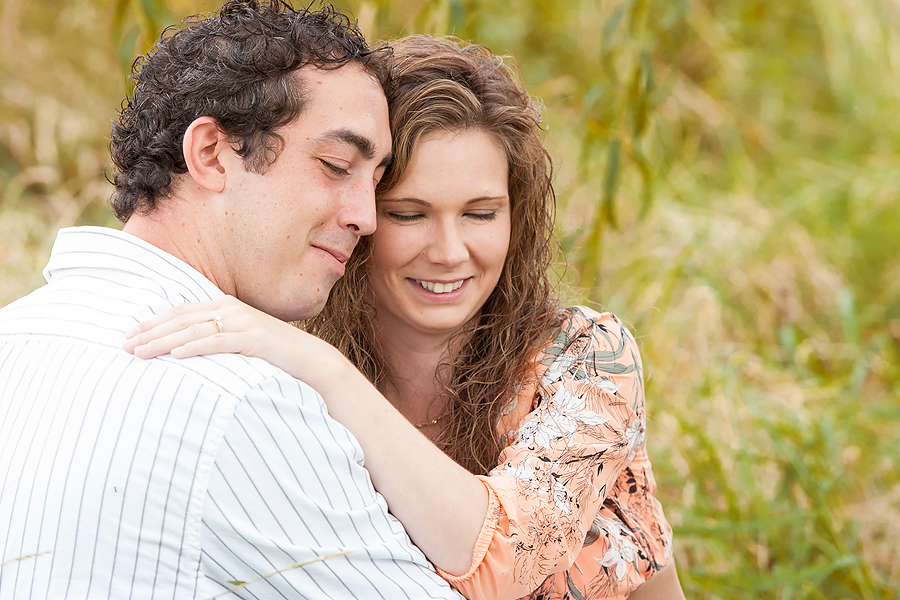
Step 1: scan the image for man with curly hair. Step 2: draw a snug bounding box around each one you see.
[0,2,462,598]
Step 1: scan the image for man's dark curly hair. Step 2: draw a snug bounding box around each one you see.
[109,0,389,222]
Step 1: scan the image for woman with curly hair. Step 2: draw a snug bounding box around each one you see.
[125,35,682,600]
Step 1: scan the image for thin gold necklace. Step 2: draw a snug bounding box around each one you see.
[413,411,450,429]
[382,382,448,430]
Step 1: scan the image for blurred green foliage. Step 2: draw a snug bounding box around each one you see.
[111,0,175,83]
[1,0,898,598]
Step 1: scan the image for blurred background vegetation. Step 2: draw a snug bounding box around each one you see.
[1,0,898,597]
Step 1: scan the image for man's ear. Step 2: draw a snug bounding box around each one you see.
[183,116,231,193]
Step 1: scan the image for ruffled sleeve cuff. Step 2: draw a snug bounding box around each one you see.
[434,477,500,584]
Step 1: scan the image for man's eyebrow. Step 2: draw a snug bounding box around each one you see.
[318,128,392,167]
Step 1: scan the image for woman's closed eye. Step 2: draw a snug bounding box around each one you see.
[466,211,498,222]
[386,212,424,223]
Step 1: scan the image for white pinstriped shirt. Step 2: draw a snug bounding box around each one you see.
[0,227,462,600]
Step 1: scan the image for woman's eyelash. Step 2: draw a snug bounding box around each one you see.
[468,212,497,221]
[387,212,422,222]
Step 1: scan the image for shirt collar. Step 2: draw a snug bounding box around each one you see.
[44,226,225,304]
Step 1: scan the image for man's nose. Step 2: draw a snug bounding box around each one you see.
[338,180,377,236]
[425,220,469,267]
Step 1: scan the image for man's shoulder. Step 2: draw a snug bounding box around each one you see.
[154,350,324,407]
[0,289,320,411]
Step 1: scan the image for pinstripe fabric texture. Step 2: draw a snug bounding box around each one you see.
[0,227,462,600]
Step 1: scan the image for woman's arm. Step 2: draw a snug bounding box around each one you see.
[439,308,646,600]
[123,296,488,576]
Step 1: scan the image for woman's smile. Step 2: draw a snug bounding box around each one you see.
[407,277,472,303]
[412,278,467,294]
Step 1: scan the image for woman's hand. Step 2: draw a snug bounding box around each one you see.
[123,296,346,385]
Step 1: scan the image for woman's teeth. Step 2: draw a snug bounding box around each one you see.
[416,279,464,294]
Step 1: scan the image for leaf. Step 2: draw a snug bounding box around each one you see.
[566,570,589,600]
[838,288,858,345]
[601,139,621,229]
[111,0,130,42]
[601,2,629,58]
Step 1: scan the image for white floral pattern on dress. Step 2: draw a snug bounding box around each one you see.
[541,352,579,385]
[596,520,638,581]
[516,385,611,449]
[505,459,535,482]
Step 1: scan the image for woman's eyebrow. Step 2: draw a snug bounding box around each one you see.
[465,196,508,205]
[380,197,430,207]
[380,196,508,207]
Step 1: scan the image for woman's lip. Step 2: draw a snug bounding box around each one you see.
[413,278,467,285]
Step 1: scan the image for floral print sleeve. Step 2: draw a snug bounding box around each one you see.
[436,307,673,600]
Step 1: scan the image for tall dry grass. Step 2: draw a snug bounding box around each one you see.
[1,0,897,597]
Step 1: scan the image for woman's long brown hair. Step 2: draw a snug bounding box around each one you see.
[304,35,561,475]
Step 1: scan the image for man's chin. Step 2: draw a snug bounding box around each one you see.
[238,291,326,324]
[279,293,332,323]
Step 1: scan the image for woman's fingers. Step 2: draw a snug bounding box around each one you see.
[129,318,225,359]
[169,331,236,359]
[123,298,243,358]
[123,295,286,363]
[126,299,221,337]
[124,311,213,351]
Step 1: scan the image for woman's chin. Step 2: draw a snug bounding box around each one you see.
[395,306,481,339]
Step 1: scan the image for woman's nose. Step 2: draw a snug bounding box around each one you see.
[425,221,469,267]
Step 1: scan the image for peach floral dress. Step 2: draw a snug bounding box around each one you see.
[435,307,673,600]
